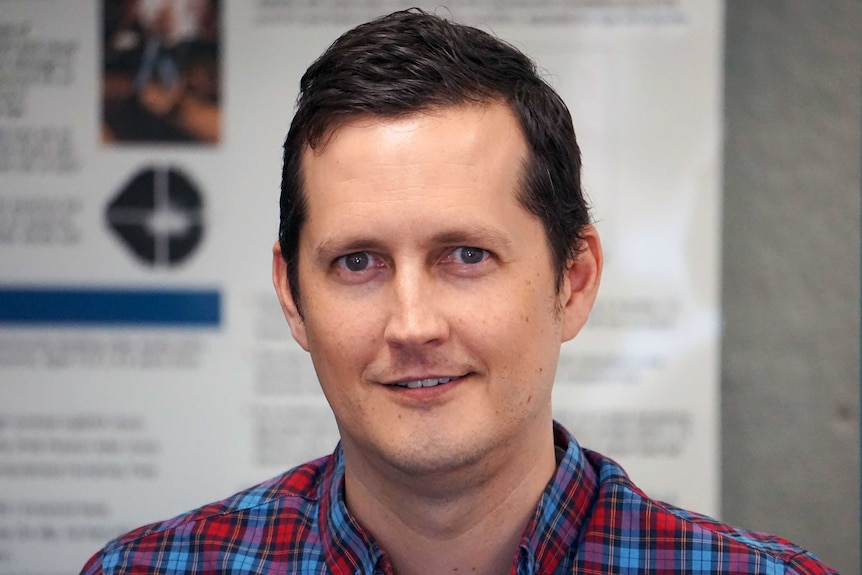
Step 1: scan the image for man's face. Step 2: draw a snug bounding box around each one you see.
[273,103,600,479]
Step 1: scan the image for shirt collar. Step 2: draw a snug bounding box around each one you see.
[515,421,599,575]
[319,447,388,575]
[319,421,598,575]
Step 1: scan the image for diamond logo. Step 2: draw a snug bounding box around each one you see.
[107,166,204,266]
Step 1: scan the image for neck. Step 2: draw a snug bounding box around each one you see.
[342,424,557,575]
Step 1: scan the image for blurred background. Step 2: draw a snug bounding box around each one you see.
[0,1,858,573]
[721,2,859,572]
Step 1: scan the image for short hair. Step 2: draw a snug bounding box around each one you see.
[279,8,590,310]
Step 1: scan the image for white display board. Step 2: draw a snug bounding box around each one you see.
[0,1,723,571]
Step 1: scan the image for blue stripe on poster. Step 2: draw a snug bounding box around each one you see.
[0,287,221,327]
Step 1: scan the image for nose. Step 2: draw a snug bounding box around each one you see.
[383,266,449,349]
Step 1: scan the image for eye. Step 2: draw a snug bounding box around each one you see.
[336,251,374,272]
[452,246,489,265]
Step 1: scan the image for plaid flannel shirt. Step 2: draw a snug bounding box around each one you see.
[80,422,837,574]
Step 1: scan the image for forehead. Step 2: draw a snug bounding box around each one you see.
[293,103,550,267]
[299,103,530,212]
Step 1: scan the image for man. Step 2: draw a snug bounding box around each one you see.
[81,9,836,575]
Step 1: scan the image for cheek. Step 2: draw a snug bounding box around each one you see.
[303,304,372,367]
[483,286,562,376]
[460,291,557,362]
[478,276,559,331]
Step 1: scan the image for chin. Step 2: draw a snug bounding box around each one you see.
[369,428,502,481]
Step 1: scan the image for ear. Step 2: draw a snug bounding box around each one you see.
[272,241,309,351]
[559,225,603,342]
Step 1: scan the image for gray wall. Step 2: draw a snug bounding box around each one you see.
[722,2,860,574]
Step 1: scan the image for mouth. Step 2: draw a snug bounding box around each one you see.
[388,375,466,389]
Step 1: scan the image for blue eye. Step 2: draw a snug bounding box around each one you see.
[455,247,488,264]
[340,252,370,271]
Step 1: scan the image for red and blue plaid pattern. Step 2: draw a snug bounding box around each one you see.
[80,423,836,574]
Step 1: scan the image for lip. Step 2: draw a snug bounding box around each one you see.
[385,374,466,387]
[381,373,470,402]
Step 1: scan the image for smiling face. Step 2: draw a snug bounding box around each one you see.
[273,103,601,482]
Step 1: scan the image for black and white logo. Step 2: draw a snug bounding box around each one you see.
[107,166,205,266]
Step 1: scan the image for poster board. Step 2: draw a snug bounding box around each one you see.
[0,1,723,570]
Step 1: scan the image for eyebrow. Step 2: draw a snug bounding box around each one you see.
[310,225,515,264]
[427,227,514,251]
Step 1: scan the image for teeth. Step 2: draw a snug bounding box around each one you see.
[397,377,454,388]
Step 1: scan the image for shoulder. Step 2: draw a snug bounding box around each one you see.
[79,455,331,574]
[576,449,837,574]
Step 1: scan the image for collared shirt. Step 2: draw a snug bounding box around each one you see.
[80,422,836,574]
